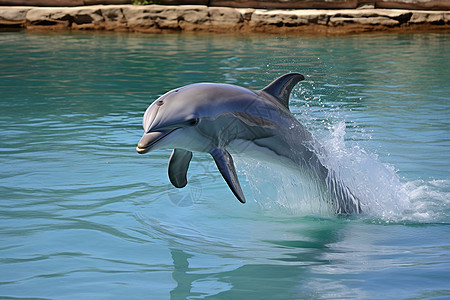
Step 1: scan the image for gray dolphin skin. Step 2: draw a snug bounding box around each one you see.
[137,73,362,214]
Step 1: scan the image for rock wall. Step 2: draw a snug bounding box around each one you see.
[0,0,449,10]
[0,5,448,34]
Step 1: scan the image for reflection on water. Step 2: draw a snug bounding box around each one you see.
[165,217,346,299]
[0,31,449,299]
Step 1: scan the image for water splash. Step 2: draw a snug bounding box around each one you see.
[321,122,449,223]
[238,116,450,224]
[319,121,410,218]
[236,120,414,219]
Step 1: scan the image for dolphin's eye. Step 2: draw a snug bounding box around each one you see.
[188,118,199,126]
[156,100,164,106]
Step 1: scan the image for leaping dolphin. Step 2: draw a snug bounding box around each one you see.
[137,73,362,214]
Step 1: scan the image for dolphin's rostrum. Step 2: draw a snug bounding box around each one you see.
[137,73,362,214]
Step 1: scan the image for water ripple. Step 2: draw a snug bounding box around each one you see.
[0,31,448,300]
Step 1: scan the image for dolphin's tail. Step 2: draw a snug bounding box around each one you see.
[326,171,362,214]
[302,146,362,214]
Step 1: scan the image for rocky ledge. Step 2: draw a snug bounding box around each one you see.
[0,5,449,34]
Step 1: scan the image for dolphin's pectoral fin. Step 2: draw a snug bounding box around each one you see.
[261,73,305,109]
[209,147,246,204]
[168,148,193,188]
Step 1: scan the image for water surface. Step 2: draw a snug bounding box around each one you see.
[0,31,449,299]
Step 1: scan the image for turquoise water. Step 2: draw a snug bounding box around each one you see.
[0,31,449,299]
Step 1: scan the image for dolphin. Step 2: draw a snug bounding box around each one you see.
[136,73,362,214]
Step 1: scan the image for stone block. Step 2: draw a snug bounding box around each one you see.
[0,6,31,22]
[100,6,126,23]
[122,6,162,29]
[250,9,329,27]
[209,7,243,27]
[329,15,399,26]
[176,5,209,24]
[409,11,448,24]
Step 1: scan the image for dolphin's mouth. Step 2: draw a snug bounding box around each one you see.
[136,128,178,154]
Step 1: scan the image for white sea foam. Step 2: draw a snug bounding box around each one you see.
[401,179,450,222]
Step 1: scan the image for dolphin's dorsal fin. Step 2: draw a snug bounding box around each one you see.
[209,147,246,203]
[168,148,193,188]
[261,73,305,109]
